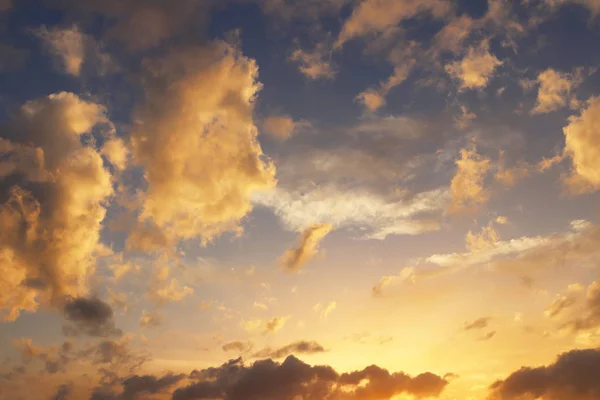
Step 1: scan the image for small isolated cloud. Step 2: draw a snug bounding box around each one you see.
[489,348,600,399]
[449,146,491,213]
[563,97,600,192]
[222,341,254,353]
[62,296,122,337]
[263,316,289,334]
[140,310,162,328]
[280,223,333,271]
[262,115,310,141]
[289,44,336,80]
[252,340,326,359]
[532,68,581,114]
[464,317,492,331]
[445,41,502,91]
[356,58,415,112]
[478,331,496,341]
[314,301,337,320]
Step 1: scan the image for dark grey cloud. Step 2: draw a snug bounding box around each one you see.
[63,297,122,337]
[174,355,448,400]
[489,348,600,400]
[251,340,326,359]
[51,383,72,400]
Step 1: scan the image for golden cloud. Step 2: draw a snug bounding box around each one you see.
[532,68,581,114]
[445,41,502,91]
[130,40,276,246]
[449,146,491,213]
[280,223,333,271]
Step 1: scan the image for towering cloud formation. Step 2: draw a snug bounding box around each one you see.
[129,40,276,247]
[0,92,116,320]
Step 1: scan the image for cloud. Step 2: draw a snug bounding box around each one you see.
[174,355,449,400]
[466,222,499,252]
[478,331,496,341]
[560,278,600,332]
[314,301,337,320]
[263,316,289,334]
[464,317,492,331]
[52,384,72,400]
[280,223,332,271]
[289,44,336,80]
[62,296,122,337]
[563,97,600,192]
[129,40,276,247]
[532,68,581,114]
[13,338,73,374]
[262,115,310,141]
[0,92,115,320]
[139,310,162,328]
[146,266,193,305]
[101,138,129,171]
[251,340,326,359]
[544,0,600,16]
[454,105,477,130]
[449,146,491,213]
[489,348,600,399]
[445,41,502,91]
[222,341,254,353]
[336,0,450,46]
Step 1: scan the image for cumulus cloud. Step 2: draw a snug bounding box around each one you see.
[263,316,289,334]
[262,115,310,141]
[35,25,114,76]
[62,296,122,337]
[532,68,581,114]
[251,340,326,359]
[139,310,162,328]
[489,348,600,399]
[101,138,129,171]
[0,92,116,320]
[563,97,600,192]
[560,278,600,333]
[445,41,502,91]
[336,0,450,46]
[280,223,332,271]
[289,44,336,80]
[465,222,499,252]
[129,40,275,247]
[449,146,491,213]
[174,355,449,400]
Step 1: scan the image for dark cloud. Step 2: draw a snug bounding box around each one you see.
[561,280,600,332]
[489,348,600,400]
[464,317,492,331]
[174,355,448,400]
[251,340,326,359]
[51,383,72,400]
[222,341,253,353]
[63,297,122,337]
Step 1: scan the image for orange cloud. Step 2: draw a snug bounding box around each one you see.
[449,146,491,213]
[280,223,333,271]
[445,41,502,91]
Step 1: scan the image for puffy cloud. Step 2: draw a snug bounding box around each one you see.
[356,61,415,112]
[35,25,85,76]
[118,373,186,399]
[13,338,73,374]
[262,115,310,141]
[130,40,275,247]
[280,223,332,271]
[336,0,450,46]
[532,68,581,114]
[289,45,336,80]
[465,222,499,252]
[174,355,449,400]
[563,97,600,192]
[560,278,600,332]
[252,340,326,359]
[489,348,600,399]
[445,41,502,91]
[62,296,122,337]
[101,138,129,171]
[263,316,289,334]
[139,310,162,328]
[449,147,491,213]
[0,92,115,320]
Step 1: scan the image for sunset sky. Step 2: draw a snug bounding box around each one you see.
[2,0,600,399]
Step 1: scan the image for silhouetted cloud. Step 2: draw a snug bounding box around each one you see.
[251,341,326,359]
[63,297,122,337]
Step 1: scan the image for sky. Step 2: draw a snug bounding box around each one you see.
[1,0,600,399]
